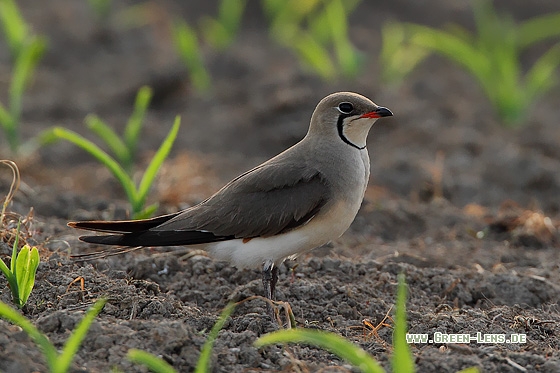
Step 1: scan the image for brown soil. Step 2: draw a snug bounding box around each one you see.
[1,1,560,372]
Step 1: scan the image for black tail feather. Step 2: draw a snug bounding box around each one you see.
[78,230,234,247]
[68,212,179,233]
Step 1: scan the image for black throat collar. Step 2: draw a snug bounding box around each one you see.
[336,114,365,150]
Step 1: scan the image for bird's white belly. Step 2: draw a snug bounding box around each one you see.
[205,198,361,268]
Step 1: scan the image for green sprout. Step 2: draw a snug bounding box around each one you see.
[255,274,479,373]
[83,86,153,175]
[0,298,106,373]
[0,221,39,309]
[45,116,180,219]
[1,160,37,310]
[172,19,212,93]
[172,0,245,93]
[86,0,112,21]
[171,0,363,92]
[0,0,47,155]
[42,87,181,219]
[200,0,247,50]
[264,0,363,79]
[254,276,394,372]
[128,302,236,373]
[391,274,414,372]
[128,279,477,373]
[379,22,431,86]
[257,327,385,373]
[381,0,560,126]
[127,350,177,373]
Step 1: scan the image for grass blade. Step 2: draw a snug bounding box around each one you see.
[525,43,560,103]
[124,86,153,163]
[51,127,138,206]
[519,12,560,49]
[9,220,21,275]
[392,274,414,372]
[85,114,130,168]
[87,0,112,21]
[0,301,59,369]
[457,367,481,373]
[172,20,211,92]
[56,298,107,373]
[0,0,28,57]
[408,23,488,77]
[202,0,246,49]
[0,100,10,128]
[195,302,236,373]
[219,0,246,34]
[380,22,430,84]
[326,0,361,78]
[128,349,177,373]
[293,32,335,79]
[255,328,384,373]
[0,259,17,302]
[10,38,47,114]
[134,203,159,220]
[135,116,181,216]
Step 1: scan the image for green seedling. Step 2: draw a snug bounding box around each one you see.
[128,279,477,372]
[87,0,112,21]
[127,349,177,373]
[84,86,153,175]
[169,0,246,93]
[194,302,235,373]
[43,115,181,219]
[128,302,236,373]
[380,22,431,85]
[0,221,39,309]
[256,327,385,373]
[201,0,246,50]
[0,298,106,373]
[1,161,37,309]
[0,0,47,155]
[264,0,362,79]
[391,273,414,372]
[321,0,363,78]
[382,0,560,126]
[255,274,479,373]
[0,0,34,58]
[172,19,211,93]
[292,32,337,79]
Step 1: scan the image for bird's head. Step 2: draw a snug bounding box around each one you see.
[309,92,393,150]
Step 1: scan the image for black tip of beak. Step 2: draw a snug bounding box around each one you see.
[376,107,393,117]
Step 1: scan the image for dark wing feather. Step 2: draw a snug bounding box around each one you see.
[79,230,233,246]
[154,161,332,238]
[70,156,331,247]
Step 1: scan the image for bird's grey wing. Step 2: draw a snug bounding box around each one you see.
[153,161,332,238]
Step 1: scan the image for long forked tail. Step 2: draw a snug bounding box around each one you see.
[68,212,178,234]
[69,212,233,248]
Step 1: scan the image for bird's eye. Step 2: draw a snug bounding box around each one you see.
[337,102,354,114]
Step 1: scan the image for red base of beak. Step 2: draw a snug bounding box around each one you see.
[361,107,393,119]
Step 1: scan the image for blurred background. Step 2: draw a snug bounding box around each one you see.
[2,4,560,371]
[1,0,560,218]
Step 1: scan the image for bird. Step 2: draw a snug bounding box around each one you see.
[69,92,393,304]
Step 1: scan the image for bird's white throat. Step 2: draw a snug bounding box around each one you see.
[342,117,376,149]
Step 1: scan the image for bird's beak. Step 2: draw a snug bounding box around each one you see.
[360,107,393,119]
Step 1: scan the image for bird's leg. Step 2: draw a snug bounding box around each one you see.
[262,262,279,319]
[262,262,278,300]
